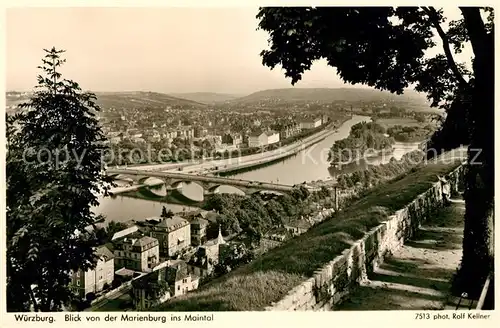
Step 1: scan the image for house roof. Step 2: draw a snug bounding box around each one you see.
[133,236,158,248]
[115,267,136,277]
[96,245,114,261]
[301,117,322,124]
[194,210,218,223]
[155,216,189,232]
[131,269,161,290]
[165,260,189,283]
[132,259,190,291]
[264,130,278,137]
[111,225,139,241]
[249,130,264,137]
[190,217,209,227]
[284,218,313,230]
[104,242,115,252]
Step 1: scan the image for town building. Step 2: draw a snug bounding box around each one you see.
[283,218,314,237]
[248,130,280,148]
[221,133,243,147]
[70,245,115,299]
[150,216,191,257]
[164,130,178,139]
[166,260,200,297]
[188,210,219,225]
[131,260,199,310]
[131,264,170,310]
[248,131,266,148]
[190,217,209,246]
[279,123,301,140]
[194,126,208,138]
[265,131,280,145]
[112,230,160,273]
[300,117,322,129]
[187,227,227,278]
[261,227,289,252]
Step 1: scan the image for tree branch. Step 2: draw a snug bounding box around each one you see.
[460,7,488,58]
[422,7,470,89]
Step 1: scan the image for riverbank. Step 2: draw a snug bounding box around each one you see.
[177,121,346,175]
[213,125,338,175]
[329,146,395,171]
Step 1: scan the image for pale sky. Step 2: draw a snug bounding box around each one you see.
[6,7,472,94]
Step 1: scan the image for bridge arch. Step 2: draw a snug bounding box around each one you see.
[137,176,164,185]
[207,184,247,196]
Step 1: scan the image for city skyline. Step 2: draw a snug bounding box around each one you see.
[7,7,470,94]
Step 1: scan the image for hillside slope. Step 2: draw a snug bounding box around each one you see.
[94,91,207,109]
[231,88,435,112]
[169,92,244,104]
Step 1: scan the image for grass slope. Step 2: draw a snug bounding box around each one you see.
[153,157,462,311]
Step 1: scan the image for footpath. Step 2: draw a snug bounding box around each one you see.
[336,198,465,311]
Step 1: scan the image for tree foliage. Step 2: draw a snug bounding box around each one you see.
[214,243,255,277]
[6,48,113,311]
[257,6,494,297]
[329,122,394,163]
[161,206,174,219]
[387,124,434,142]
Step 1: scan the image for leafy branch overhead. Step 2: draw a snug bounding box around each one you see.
[257,7,492,111]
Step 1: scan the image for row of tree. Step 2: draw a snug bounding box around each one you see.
[336,150,426,189]
[202,185,331,245]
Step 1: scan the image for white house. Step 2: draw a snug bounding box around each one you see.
[300,117,322,129]
[265,131,280,145]
[248,130,280,147]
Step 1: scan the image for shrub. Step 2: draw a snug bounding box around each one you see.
[85,292,96,302]
[111,279,122,289]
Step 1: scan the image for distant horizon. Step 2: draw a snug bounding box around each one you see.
[6,85,425,98]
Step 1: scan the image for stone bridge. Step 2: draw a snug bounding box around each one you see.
[106,169,306,195]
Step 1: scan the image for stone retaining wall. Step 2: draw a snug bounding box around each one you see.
[265,164,465,311]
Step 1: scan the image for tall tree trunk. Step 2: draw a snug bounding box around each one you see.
[459,8,494,298]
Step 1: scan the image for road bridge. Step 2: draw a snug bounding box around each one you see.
[106,169,307,195]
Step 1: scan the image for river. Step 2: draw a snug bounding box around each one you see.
[93,115,421,223]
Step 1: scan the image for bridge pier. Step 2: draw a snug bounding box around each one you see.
[162,178,173,188]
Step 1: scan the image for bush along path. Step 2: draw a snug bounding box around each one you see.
[335,197,465,311]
